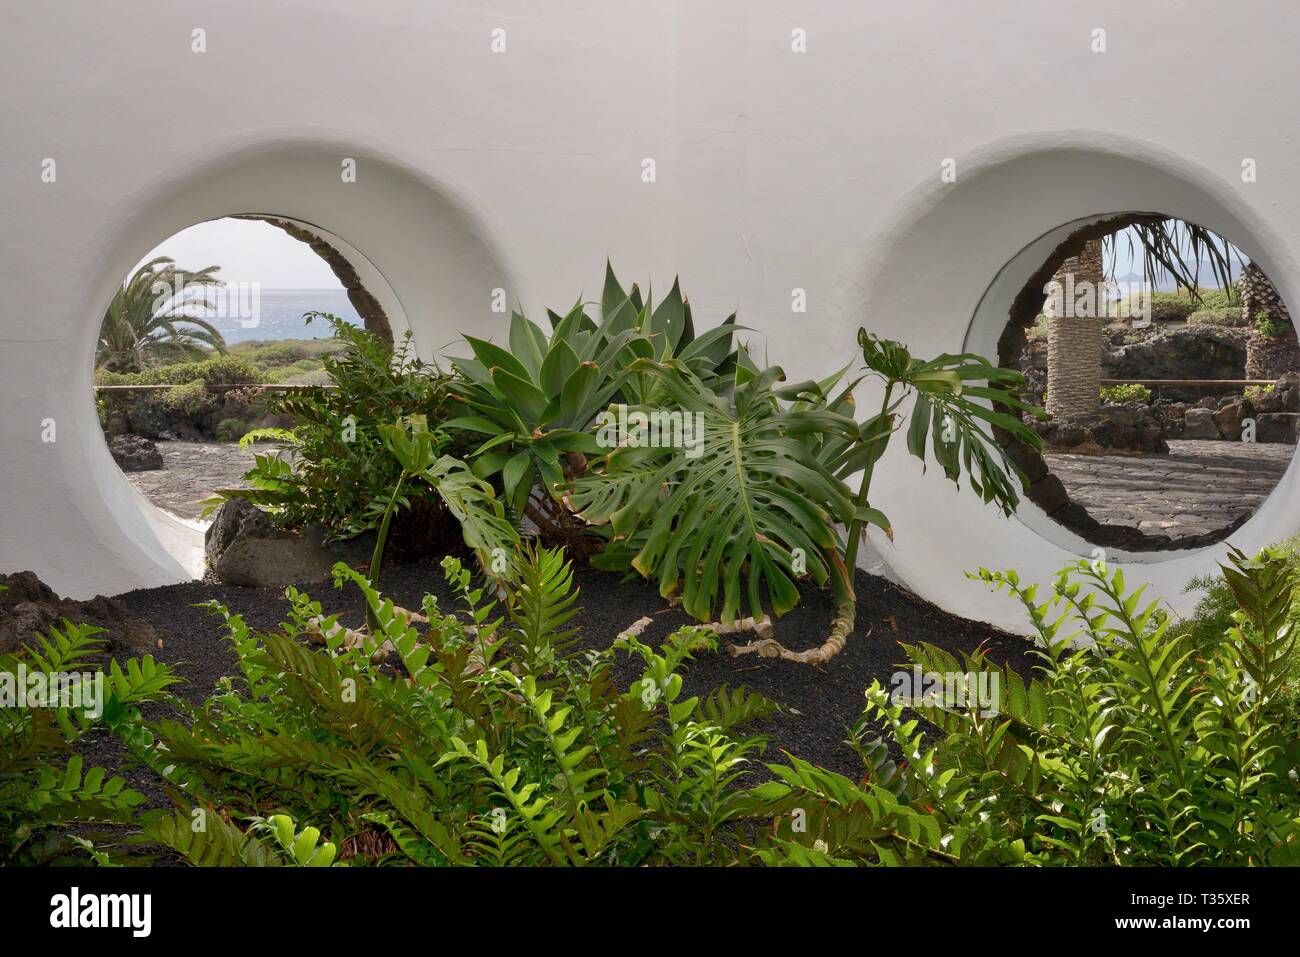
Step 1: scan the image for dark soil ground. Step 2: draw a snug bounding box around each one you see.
[78,558,1038,812]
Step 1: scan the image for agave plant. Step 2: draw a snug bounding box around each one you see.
[568,330,1043,664]
[445,263,740,544]
[96,256,228,372]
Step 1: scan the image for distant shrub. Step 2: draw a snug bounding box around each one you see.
[1147,293,1197,322]
[1191,285,1239,309]
[1256,310,1290,339]
[161,379,215,416]
[1101,383,1152,405]
[215,418,250,442]
[1187,307,1246,327]
[1112,287,1238,323]
[94,355,262,388]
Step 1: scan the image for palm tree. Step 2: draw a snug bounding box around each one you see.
[1241,261,1299,380]
[96,257,227,372]
[1044,238,1105,417]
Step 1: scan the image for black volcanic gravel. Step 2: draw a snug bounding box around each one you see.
[88,560,1036,797]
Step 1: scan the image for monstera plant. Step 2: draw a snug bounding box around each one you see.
[568,360,863,627]
[567,329,1043,664]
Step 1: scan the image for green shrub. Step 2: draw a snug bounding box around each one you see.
[1112,287,1238,323]
[1100,383,1152,404]
[1246,383,1276,402]
[1187,307,1246,327]
[94,355,262,388]
[133,541,1300,866]
[1181,535,1300,655]
[955,549,1299,864]
[762,548,1300,866]
[1,621,179,865]
[214,417,250,442]
[1256,310,1290,338]
[161,378,215,416]
[142,550,780,866]
[209,313,459,543]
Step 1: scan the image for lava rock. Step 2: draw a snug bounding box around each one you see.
[0,570,160,657]
[1215,400,1253,441]
[1152,400,1187,439]
[1255,412,1299,444]
[108,434,163,472]
[205,498,336,588]
[1183,407,1221,440]
[1105,325,1249,401]
[1031,403,1169,453]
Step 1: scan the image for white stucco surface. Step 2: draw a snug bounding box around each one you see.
[2,2,1298,632]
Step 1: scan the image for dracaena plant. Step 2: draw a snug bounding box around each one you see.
[445,263,740,548]
[364,414,519,628]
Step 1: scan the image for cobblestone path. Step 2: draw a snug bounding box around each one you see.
[125,441,261,521]
[1044,440,1293,540]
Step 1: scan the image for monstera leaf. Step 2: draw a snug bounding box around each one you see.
[565,358,864,625]
[853,331,1044,516]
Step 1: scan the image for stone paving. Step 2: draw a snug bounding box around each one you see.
[125,440,260,521]
[126,438,1295,543]
[1044,439,1293,540]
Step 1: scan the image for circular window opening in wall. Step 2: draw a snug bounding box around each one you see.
[994,214,1298,552]
[94,214,399,526]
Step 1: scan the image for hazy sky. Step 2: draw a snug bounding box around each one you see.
[135,217,344,289]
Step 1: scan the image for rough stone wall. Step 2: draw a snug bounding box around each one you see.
[1247,331,1300,380]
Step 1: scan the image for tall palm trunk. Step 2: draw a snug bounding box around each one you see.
[1045,239,1105,418]
[1242,261,1300,380]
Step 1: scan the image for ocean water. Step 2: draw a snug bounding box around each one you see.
[206,289,363,344]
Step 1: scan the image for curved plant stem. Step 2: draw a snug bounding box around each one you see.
[730,383,898,665]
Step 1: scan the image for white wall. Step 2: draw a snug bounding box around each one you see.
[2,1,1298,632]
